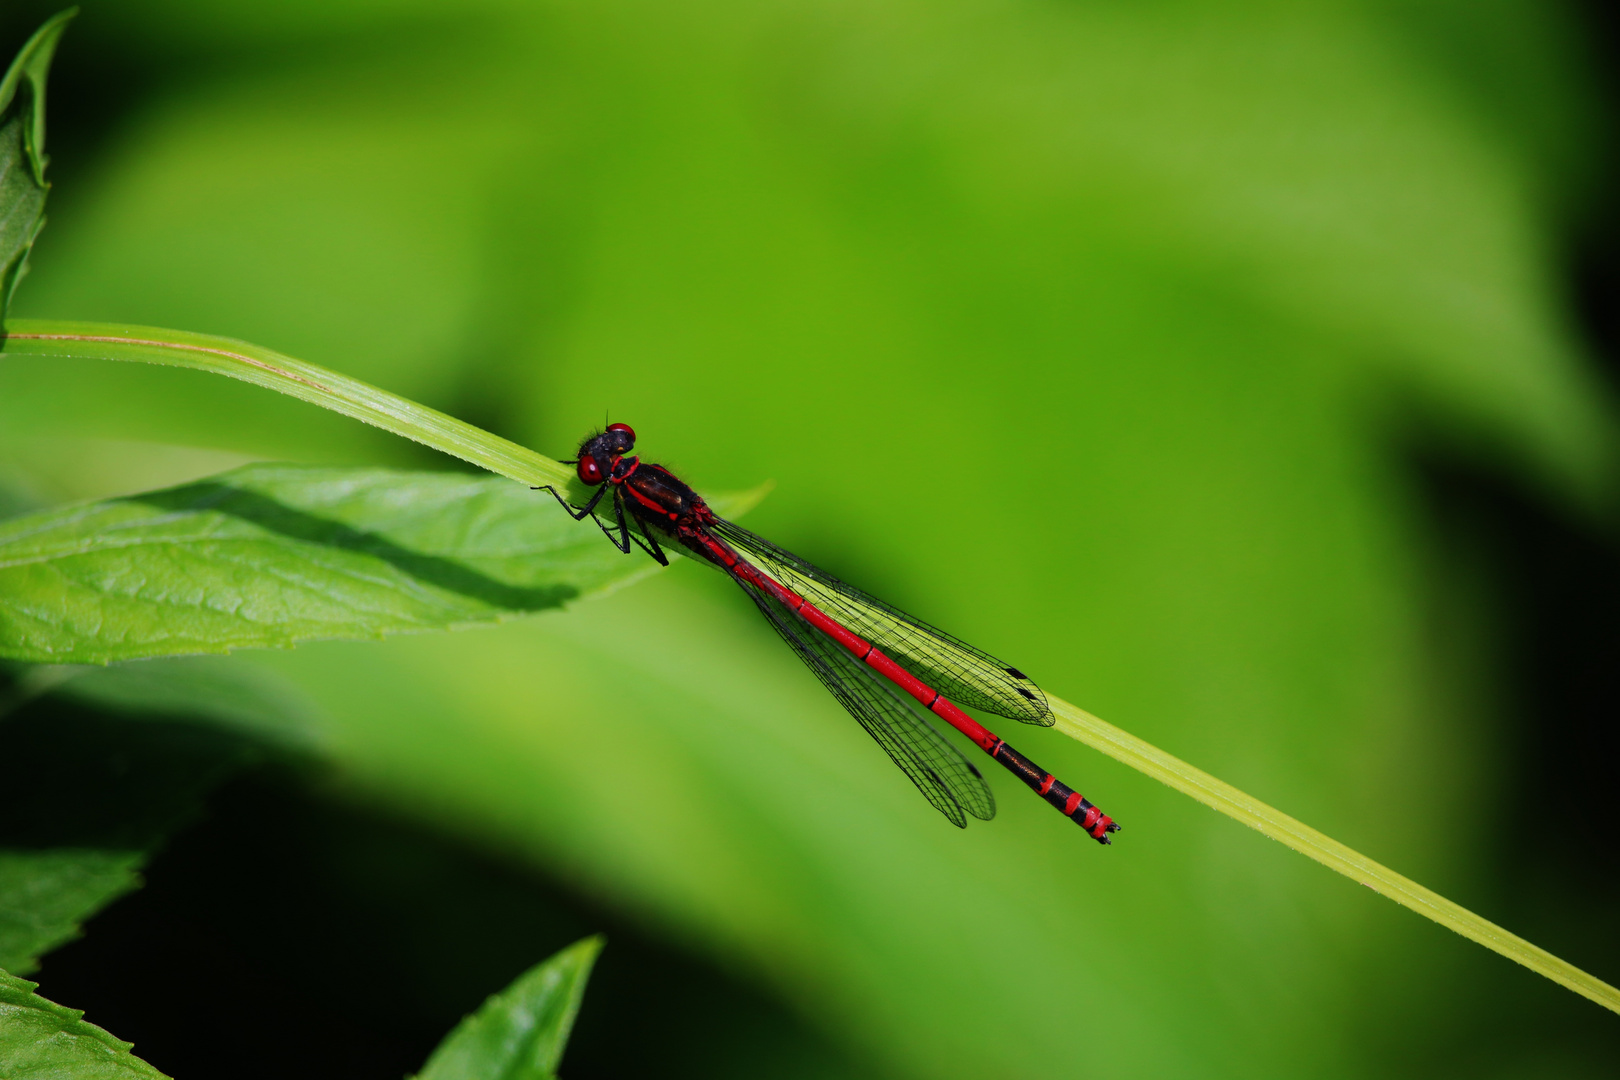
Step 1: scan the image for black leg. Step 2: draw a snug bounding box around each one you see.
[534,481,607,521]
[535,482,667,566]
[629,511,671,566]
[589,489,633,553]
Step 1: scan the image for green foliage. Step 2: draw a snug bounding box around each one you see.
[0,967,166,1079]
[0,464,655,663]
[0,849,143,975]
[5,353,1610,1014]
[0,461,763,664]
[0,9,72,317]
[1,2,1617,1077]
[0,56,1608,1028]
[0,691,257,975]
[416,936,602,1080]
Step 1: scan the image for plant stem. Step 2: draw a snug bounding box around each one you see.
[1,319,572,488]
[1051,697,1620,1014]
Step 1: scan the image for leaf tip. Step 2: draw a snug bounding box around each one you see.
[0,7,77,185]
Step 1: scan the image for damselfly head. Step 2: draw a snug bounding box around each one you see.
[574,423,638,486]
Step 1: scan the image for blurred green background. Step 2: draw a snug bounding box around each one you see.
[2,0,1618,1076]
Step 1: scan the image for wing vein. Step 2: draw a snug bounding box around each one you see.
[728,560,995,826]
[713,518,1051,726]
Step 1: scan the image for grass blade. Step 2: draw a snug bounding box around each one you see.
[1051,696,1620,1015]
[0,319,574,488]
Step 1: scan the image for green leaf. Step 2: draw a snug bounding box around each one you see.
[0,966,167,1078]
[416,936,602,1080]
[0,462,764,665]
[0,10,74,319]
[0,849,142,975]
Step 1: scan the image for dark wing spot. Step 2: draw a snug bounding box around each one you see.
[967,762,983,779]
[1005,667,1028,679]
[1016,688,1037,701]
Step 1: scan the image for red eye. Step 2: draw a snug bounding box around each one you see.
[576,456,604,485]
[606,422,635,441]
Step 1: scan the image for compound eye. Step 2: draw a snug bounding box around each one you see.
[576,456,604,485]
[606,422,636,444]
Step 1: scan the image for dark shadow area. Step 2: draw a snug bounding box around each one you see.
[1421,449,1619,955]
[0,701,256,851]
[1377,443,1620,1077]
[27,754,878,1080]
[0,671,876,1077]
[1573,229,1619,384]
[1569,0,1620,395]
[0,687,270,975]
[129,480,579,613]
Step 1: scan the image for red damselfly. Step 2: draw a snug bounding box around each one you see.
[538,424,1119,842]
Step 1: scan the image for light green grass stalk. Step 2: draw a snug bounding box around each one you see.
[1050,699,1620,1014]
[2,320,573,489]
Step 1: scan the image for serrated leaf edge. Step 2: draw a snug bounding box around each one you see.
[0,965,168,1077]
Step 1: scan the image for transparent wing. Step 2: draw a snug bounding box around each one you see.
[737,567,995,826]
[713,518,1052,726]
